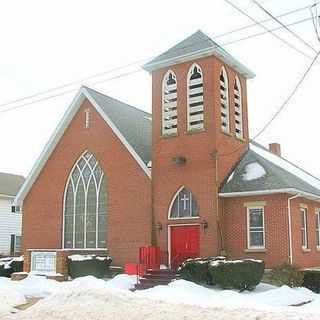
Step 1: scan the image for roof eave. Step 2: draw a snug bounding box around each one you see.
[143,47,255,79]
[219,188,320,202]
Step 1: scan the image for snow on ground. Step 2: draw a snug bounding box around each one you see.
[1,274,320,319]
[242,162,266,181]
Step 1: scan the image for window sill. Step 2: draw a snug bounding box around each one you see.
[316,246,320,252]
[302,248,311,253]
[186,128,205,135]
[244,248,267,253]
[162,133,178,139]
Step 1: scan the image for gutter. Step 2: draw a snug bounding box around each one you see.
[287,194,300,265]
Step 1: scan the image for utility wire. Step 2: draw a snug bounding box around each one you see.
[0,15,314,114]
[251,0,318,53]
[223,0,314,59]
[0,3,315,111]
[220,49,320,157]
[253,50,320,140]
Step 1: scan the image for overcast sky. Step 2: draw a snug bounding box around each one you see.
[1,0,320,179]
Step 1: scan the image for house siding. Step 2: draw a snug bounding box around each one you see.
[0,197,22,255]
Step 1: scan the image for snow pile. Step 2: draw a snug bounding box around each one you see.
[68,254,111,261]
[6,277,320,320]
[104,274,137,291]
[242,162,266,181]
[0,275,62,298]
[0,284,26,318]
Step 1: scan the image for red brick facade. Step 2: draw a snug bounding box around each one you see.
[22,99,152,269]
[21,47,320,273]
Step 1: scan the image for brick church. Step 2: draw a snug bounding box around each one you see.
[15,30,320,274]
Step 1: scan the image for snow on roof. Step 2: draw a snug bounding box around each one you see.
[250,142,320,190]
[242,162,266,181]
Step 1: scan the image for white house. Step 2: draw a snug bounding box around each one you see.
[0,172,25,256]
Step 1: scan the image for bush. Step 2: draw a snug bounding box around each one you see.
[0,256,24,277]
[178,256,226,285]
[209,259,265,291]
[269,263,304,288]
[68,255,112,279]
[303,270,320,293]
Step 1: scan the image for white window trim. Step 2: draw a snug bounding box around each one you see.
[62,150,106,250]
[162,70,178,136]
[300,207,308,249]
[220,66,230,133]
[168,186,200,220]
[187,63,204,132]
[234,76,243,139]
[316,209,320,248]
[247,206,265,249]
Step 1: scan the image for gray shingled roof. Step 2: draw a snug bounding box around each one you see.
[220,144,320,197]
[0,172,25,197]
[143,30,255,78]
[85,87,151,164]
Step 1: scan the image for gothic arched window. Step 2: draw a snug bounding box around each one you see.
[63,151,106,249]
[169,187,199,219]
[187,63,204,131]
[220,67,230,132]
[234,76,243,139]
[162,70,178,136]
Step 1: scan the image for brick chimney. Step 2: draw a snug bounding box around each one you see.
[269,143,281,157]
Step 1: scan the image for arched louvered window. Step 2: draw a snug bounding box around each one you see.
[187,64,204,131]
[169,187,199,219]
[234,76,243,139]
[220,67,230,132]
[63,151,106,249]
[162,70,178,136]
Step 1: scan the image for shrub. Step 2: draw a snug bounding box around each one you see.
[209,259,265,291]
[303,270,320,293]
[269,263,304,288]
[178,256,225,285]
[68,255,112,279]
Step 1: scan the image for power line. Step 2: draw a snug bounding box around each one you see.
[214,2,319,40]
[0,14,314,114]
[0,3,315,111]
[251,0,318,53]
[220,49,320,158]
[223,0,314,59]
[253,50,320,140]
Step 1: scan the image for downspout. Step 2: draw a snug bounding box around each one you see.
[287,194,300,265]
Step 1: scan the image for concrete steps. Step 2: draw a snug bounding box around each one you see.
[134,269,178,290]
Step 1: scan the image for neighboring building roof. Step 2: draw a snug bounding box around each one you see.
[85,87,151,164]
[0,172,25,197]
[14,86,151,205]
[143,30,255,79]
[220,142,320,200]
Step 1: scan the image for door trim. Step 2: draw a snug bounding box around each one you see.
[168,223,200,268]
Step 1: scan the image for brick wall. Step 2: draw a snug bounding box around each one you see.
[223,194,320,268]
[22,99,152,267]
[151,56,249,262]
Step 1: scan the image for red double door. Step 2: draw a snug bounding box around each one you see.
[170,225,200,269]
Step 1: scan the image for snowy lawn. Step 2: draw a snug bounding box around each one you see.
[1,274,320,319]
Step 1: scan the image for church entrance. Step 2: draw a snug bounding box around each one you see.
[169,225,200,269]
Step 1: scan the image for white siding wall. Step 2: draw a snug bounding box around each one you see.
[0,197,22,255]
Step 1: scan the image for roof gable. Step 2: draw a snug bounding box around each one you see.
[143,30,255,79]
[220,142,320,199]
[14,87,151,205]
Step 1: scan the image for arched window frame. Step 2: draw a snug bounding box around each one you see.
[220,66,230,133]
[234,76,243,139]
[168,186,199,220]
[187,63,204,132]
[162,70,178,136]
[62,150,107,250]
